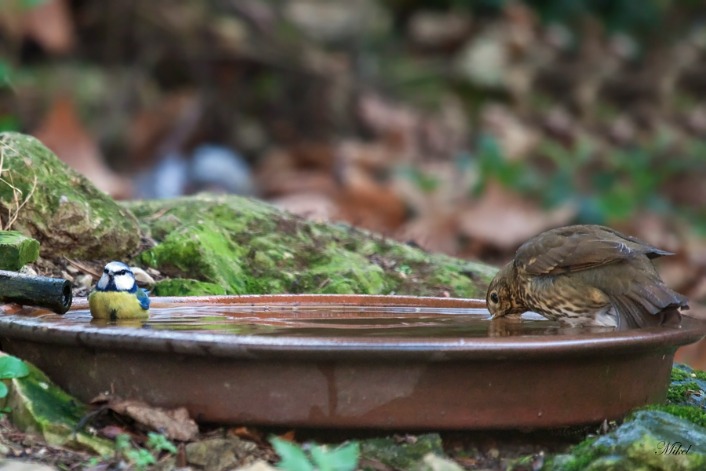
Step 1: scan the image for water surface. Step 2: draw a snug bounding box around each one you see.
[36,304,615,338]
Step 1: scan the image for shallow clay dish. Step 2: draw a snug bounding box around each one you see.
[0,294,703,429]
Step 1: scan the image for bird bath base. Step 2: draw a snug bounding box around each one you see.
[0,294,704,429]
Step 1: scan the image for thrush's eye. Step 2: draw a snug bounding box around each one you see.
[490,292,499,304]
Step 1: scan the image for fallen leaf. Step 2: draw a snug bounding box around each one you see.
[186,437,260,471]
[458,182,576,250]
[271,192,338,223]
[234,460,278,471]
[395,211,460,256]
[229,426,265,445]
[23,0,75,54]
[127,90,201,169]
[105,398,199,442]
[32,94,132,198]
[98,425,129,440]
[480,104,539,160]
[335,167,407,234]
[407,10,472,50]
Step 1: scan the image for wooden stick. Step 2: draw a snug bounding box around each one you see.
[0,270,72,314]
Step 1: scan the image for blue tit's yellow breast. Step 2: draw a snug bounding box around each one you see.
[88,291,149,319]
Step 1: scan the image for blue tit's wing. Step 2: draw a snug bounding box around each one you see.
[136,288,151,310]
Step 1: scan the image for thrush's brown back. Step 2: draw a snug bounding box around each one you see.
[514,225,672,276]
[509,225,687,328]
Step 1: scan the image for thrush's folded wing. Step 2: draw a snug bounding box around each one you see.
[601,267,688,328]
[515,225,671,276]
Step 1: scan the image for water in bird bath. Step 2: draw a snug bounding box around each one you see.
[1,295,703,429]
[37,303,615,338]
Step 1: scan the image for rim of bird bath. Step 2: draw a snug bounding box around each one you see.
[0,294,703,429]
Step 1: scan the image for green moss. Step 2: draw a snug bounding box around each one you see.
[544,366,706,470]
[0,230,39,270]
[545,411,706,470]
[125,194,495,297]
[6,361,113,455]
[543,437,602,471]
[140,221,248,294]
[642,404,706,429]
[305,247,388,294]
[0,133,141,259]
[152,279,227,296]
[667,382,701,403]
[663,364,706,409]
[360,434,444,470]
[671,367,691,382]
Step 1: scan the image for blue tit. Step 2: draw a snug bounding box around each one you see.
[88,261,150,320]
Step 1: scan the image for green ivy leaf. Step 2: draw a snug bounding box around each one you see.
[271,437,315,471]
[147,432,177,454]
[0,356,29,380]
[310,442,359,471]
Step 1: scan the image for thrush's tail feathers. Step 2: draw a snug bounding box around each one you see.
[610,282,688,329]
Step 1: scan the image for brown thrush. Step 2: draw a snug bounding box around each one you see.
[486,224,688,328]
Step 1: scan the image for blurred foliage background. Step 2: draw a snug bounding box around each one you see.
[2,0,706,311]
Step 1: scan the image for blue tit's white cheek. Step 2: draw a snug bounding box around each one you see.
[96,274,109,290]
[113,273,136,292]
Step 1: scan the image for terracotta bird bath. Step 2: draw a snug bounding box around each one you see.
[0,294,704,429]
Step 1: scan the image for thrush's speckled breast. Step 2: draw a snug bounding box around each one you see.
[486,225,688,329]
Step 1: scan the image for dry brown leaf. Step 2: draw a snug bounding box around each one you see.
[260,170,338,198]
[0,2,25,41]
[335,167,407,234]
[128,90,201,168]
[23,0,75,54]
[395,211,460,255]
[277,430,296,442]
[676,338,706,371]
[407,10,472,50]
[271,192,338,222]
[107,398,199,442]
[357,93,419,155]
[98,424,130,440]
[229,426,265,445]
[32,94,132,198]
[480,104,539,161]
[458,182,576,250]
[256,146,339,198]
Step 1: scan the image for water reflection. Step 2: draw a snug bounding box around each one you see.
[30,304,616,338]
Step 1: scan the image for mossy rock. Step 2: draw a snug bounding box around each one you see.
[0,230,39,270]
[360,434,446,470]
[0,132,141,259]
[125,194,496,297]
[153,278,227,296]
[545,410,706,470]
[1,355,112,455]
[543,365,706,470]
